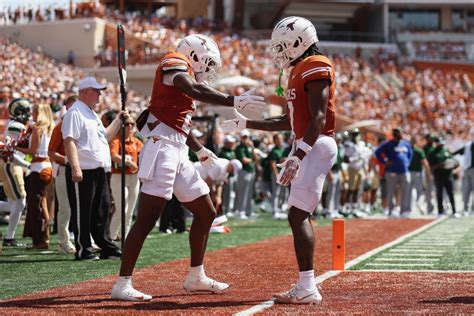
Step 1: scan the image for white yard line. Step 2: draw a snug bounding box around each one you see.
[365,263,434,267]
[348,269,474,273]
[374,258,439,261]
[233,217,447,316]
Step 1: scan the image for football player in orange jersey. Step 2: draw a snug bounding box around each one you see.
[222,17,338,304]
[112,34,266,301]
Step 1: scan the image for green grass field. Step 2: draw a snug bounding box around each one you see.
[0,214,330,300]
[351,217,474,271]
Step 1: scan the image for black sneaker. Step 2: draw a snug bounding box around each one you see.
[75,253,100,261]
[100,251,122,260]
[3,239,24,247]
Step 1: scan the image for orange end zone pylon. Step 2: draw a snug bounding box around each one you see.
[332,219,345,270]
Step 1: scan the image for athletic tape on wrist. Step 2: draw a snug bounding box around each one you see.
[297,141,312,155]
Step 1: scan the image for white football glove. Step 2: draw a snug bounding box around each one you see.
[233,88,265,111]
[221,109,248,133]
[196,147,218,168]
[276,156,301,186]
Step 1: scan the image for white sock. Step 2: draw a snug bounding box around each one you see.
[6,198,26,239]
[117,276,132,286]
[298,270,316,292]
[188,265,205,279]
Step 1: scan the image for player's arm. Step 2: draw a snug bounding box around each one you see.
[246,114,292,131]
[173,73,265,110]
[222,112,291,133]
[174,73,233,106]
[292,79,330,161]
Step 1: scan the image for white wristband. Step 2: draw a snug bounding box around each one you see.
[297,141,312,155]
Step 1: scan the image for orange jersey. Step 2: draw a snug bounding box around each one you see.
[148,52,196,136]
[286,55,336,139]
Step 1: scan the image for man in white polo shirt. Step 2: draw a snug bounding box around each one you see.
[62,76,124,261]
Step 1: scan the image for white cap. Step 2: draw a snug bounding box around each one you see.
[240,130,250,137]
[224,135,237,143]
[230,159,242,173]
[78,76,107,91]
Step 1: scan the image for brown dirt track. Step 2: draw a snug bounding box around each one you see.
[2,218,471,315]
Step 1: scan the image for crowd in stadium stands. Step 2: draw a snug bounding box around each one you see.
[408,41,468,61]
[0,2,105,24]
[0,39,148,120]
[98,13,473,139]
[1,17,473,251]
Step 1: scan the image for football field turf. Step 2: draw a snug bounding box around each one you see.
[351,217,474,271]
[0,214,326,299]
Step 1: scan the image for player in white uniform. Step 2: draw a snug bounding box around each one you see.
[0,98,31,247]
[223,17,338,304]
[111,35,265,301]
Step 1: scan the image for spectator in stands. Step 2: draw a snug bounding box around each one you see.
[62,76,123,260]
[18,103,55,250]
[375,128,413,217]
[234,130,257,219]
[48,95,77,254]
[109,116,143,241]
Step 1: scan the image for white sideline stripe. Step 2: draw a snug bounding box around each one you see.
[233,270,340,316]
[392,250,447,253]
[348,270,474,273]
[374,258,439,261]
[365,263,434,267]
[233,217,446,316]
[382,254,443,257]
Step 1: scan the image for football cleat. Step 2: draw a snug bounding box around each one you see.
[274,284,322,304]
[183,276,229,293]
[111,281,152,301]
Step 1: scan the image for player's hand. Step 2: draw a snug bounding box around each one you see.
[221,109,248,133]
[196,147,218,168]
[233,88,265,111]
[276,156,301,186]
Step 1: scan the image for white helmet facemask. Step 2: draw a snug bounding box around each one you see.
[270,16,318,69]
[177,34,222,83]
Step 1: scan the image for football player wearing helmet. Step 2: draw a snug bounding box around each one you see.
[0,98,32,248]
[112,34,266,301]
[222,17,338,304]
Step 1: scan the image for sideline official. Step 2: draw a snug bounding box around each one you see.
[62,77,123,260]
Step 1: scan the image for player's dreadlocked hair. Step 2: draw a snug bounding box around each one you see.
[290,43,323,66]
